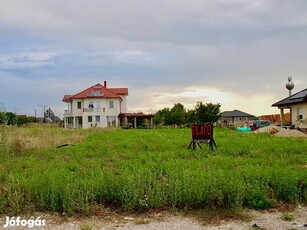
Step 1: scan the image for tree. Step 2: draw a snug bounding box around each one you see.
[44,108,54,119]
[153,110,164,125]
[194,102,221,124]
[154,108,172,125]
[44,108,61,122]
[170,103,186,127]
[186,109,197,124]
[17,116,39,125]
[0,112,17,125]
[155,102,221,126]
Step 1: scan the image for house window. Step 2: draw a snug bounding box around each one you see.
[298,108,303,120]
[95,115,100,123]
[96,101,101,110]
[89,101,94,111]
[88,116,92,122]
[77,101,81,109]
[109,101,114,109]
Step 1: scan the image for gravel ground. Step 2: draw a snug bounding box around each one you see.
[253,125,307,138]
[1,206,306,230]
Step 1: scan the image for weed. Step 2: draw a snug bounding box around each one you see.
[134,217,150,225]
[280,213,295,221]
[190,208,251,225]
[80,223,93,230]
[0,124,10,157]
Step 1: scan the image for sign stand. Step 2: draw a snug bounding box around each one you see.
[188,123,217,150]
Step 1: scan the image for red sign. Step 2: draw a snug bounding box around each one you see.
[189,123,217,150]
[191,124,212,140]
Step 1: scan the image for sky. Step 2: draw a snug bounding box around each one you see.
[0,0,307,118]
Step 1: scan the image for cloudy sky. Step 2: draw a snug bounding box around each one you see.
[0,0,306,117]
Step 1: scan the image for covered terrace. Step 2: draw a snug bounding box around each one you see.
[118,113,155,129]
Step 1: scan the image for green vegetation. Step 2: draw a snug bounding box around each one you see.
[280,213,295,221]
[154,102,221,126]
[16,116,39,125]
[0,126,306,215]
[0,107,17,157]
[0,110,38,126]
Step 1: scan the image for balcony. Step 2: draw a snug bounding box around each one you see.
[83,108,105,112]
[64,110,72,117]
[64,108,106,118]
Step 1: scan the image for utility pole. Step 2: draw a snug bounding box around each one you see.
[37,105,47,122]
[33,107,37,117]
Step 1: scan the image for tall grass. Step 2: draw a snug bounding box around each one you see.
[0,125,21,158]
[0,110,10,157]
[0,127,306,215]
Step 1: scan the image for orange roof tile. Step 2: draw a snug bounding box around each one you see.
[62,95,72,102]
[109,88,128,95]
[63,83,128,102]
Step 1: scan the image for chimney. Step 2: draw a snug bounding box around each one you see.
[104,81,107,88]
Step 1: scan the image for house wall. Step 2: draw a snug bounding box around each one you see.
[290,103,307,128]
[105,99,120,128]
[221,116,253,123]
[72,100,83,116]
[119,96,127,113]
[65,98,121,129]
[234,116,253,122]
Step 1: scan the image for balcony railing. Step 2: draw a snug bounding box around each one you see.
[83,108,105,112]
[64,108,105,117]
[64,110,72,117]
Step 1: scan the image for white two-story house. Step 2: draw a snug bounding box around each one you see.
[62,81,128,129]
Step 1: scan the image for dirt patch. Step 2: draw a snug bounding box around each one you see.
[1,206,306,230]
[253,125,307,138]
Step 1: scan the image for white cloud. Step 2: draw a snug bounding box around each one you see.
[0,0,307,116]
[109,49,155,64]
[128,85,280,116]
[0,51,59,69]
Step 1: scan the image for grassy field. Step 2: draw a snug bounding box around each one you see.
[0,126,306,215]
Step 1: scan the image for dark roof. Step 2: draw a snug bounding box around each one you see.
[272,88,307,107]
[221,109,254,118]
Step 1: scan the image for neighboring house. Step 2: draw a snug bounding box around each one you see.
[220,109,255,124]
[62,81,128,129]
[272,88,307,128]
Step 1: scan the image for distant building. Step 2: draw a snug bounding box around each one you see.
[272,88,307,128]
[220,109,255,124]
[62,81,128,129]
